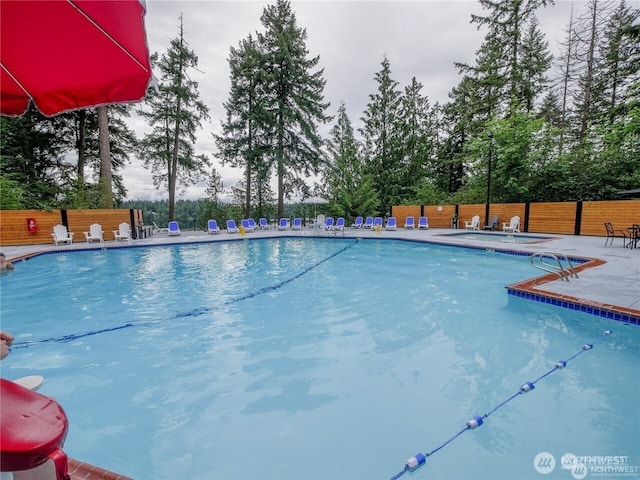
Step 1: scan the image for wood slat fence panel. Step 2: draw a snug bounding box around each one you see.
[0,209,141,246]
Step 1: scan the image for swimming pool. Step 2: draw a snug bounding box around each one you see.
[1,238,638,479]
[443,232,554,244]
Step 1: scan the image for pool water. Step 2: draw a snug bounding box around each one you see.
[444,232,554,244]
[1,238,638,480]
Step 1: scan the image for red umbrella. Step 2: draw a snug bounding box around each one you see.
[0,0,152,117]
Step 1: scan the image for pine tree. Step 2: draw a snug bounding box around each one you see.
[360,57,403,214]
[216,34,269,218]
[323,102,378,218]
[257,0,330,218]
[138,15,210,221]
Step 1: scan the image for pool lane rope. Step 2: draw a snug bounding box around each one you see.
[10,239,360,350]
[389,329,613,480]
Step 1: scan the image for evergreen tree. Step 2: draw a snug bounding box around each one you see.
[396,77,438,201]
[257,0,330,218]
[138,15,210,221]
[323,101,378,219]
[0,107,73,208]
[360,57,403,214]
[216,34,270,218]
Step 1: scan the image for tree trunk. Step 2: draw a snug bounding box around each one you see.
[98,106,113,208]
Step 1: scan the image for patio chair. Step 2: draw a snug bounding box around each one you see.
[484,215,499,231]
[604,222,627,247]
[227,219,239,234]
[418,216,429,229]
[385,217,397,231]
[51,225,74,245]
[83,223,104,243]
[324,217,335,230]
[152,222,168,234]
[248,218,258,231]
[332,217,345,231]
[278,218,288,230]
[351,216,363,228]
[362,216,374,229]
[292,218,302,230]
[404,216,415,229]
[207,219,221,235]
[464,215,480,230]
[113,222,131,241]
[372,217,383,230]
[259,218,270,229]
[168,221,181,236]
[502,216,520,233]
[241,219,254,232]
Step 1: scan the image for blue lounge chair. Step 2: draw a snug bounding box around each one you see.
[333,217,345,231]
[259,218,270,229]
[227,219,239,233]
[241,219,254,232]
[292,218,302,230]
[352,216,363,228]
[168,221,181,236]
[248,218,258,231]
[324,217,334,230]
[278,218,288,230]
[385,217,397,231]
[372,217,383,230]
[418,216,429,229]
[404,216,415,229]
[207,219,221,234]
[363,216,374,229]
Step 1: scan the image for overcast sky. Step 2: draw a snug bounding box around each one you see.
[124,0,583,201]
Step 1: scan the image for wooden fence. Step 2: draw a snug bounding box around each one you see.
[0,201,638,246]
[0,209,143,246]
[391,200,639,236]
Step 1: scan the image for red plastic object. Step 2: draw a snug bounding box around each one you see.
[0,378,69,480]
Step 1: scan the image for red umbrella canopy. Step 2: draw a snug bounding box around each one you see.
[0,0,153,117]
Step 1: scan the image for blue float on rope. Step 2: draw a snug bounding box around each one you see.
[388,329,613,480]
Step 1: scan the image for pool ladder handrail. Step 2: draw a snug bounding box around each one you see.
[530,252,579,281]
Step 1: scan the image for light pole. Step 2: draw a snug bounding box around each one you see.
[485,130,494,228]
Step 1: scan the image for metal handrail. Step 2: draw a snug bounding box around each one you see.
[530,252,579,282]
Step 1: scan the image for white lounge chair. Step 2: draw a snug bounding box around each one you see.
[502,216,521,233]
[259,218,270,229]
[362,216,374,229]
[168,221,181,236]
[292,218,302,230]
[152,222,168,234]
[352,216,363,228]
[385,217,397,231]
[418,216,429,229]
[207,219,221,235]
[51,224,73,245]
[83,223,104,243]
[332,217,345,231]
[372,217,383,230]
[248,219,258,231]
[113,222,131,241]
[277,218,288,230]
[227,219,239,233]
[404,216,415,229]
[465,215,480,230]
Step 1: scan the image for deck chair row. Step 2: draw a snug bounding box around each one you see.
[51,223,133,245]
